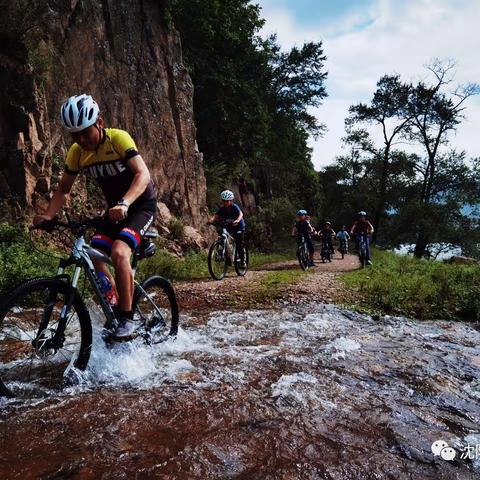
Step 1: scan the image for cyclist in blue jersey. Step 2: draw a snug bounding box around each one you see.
[211,190,246,267]
[292,210,315,266]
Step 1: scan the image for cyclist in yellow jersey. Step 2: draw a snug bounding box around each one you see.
[34,94,157,339]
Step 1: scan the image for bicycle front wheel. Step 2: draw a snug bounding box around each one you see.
[208,240,228,280]
[0,278,92,398]
[132,276,179,344]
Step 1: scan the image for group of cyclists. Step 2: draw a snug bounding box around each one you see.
[32,93,374,339]
[292,210,374,267]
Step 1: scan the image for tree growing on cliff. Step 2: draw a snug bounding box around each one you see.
[165,0,327,223]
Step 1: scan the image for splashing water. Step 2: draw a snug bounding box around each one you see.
[1,302,480,479]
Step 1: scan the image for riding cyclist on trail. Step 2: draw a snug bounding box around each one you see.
[292,210,315,267]
[350,211,374,265]
[211,190,247,268]
[318,221,336,255]
[336,225,350,252]
[33,94,157,340]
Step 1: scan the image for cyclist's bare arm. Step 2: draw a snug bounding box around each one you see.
[34,172,76,225]
[120,155,151,205]
[232,210,243,226]
[291,225,298,237]
[108,155,151,223]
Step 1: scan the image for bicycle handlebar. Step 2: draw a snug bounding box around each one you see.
[31,216,106,234]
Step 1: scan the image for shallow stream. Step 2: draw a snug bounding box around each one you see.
[1,303,480,479]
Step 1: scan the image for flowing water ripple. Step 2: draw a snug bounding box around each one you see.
[1,303,480,479]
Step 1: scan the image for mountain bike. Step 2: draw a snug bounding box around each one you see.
[296,235,310,271]
[338,239,348,259]
[320,237,332,263]
[207,221,249,280]
[0,217,179,398]
[357,233,369,268]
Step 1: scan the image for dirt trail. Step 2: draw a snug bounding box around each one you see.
[175,251,360,315]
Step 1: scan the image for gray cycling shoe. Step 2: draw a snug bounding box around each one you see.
[113,318,139,339]
[366,260,372,266]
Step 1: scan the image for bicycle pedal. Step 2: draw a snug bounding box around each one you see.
[110,332,139,343]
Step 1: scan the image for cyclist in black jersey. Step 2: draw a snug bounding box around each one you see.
[292,210,316,266]
[34,94,156,339]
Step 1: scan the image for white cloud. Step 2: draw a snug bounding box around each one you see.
[257,0,480,169]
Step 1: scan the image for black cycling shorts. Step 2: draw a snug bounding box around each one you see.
[91,200,156,254]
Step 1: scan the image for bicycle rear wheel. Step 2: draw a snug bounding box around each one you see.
[359,242,366,268]
[234,246,249,276]
[0,278,92,398]
[132,276,179,344]
[297,245,309,271]
[208,240,228,280]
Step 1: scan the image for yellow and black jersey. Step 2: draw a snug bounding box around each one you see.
[65,128,156,207]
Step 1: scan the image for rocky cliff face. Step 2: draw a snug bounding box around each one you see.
[0,0,209,244]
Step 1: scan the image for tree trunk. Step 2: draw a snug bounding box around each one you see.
[372,148,390,244]
[414,231,428,258]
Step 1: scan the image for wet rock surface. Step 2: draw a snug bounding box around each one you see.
[1,301,480,479]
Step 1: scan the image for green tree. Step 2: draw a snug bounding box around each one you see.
[346,75,411,240]
[166,0,328,243]
[405,59,480,256]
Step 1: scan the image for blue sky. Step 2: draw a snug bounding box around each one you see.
[256,0,480,169]
[263,0,373,26]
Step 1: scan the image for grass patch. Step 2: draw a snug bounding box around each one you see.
[249,251,292,269]
[251,269,307,303]
[342,248,480,320]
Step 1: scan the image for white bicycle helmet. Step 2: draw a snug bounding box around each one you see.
[297,209,307,216]
[358,211,367,216]
[220,190,234,201]
[60,94,100,132]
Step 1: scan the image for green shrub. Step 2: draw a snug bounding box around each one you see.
[0,223,58,295]
[168,217,185,240]
[343,248,480,320]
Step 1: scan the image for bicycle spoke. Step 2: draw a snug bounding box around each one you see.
[0,279,88,397]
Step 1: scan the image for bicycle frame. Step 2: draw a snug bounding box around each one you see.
[218,227,236,260]
[48,234,118,347]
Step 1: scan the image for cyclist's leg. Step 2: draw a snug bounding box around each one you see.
[355,234,361,253]
[328,236,334,253]
[231,228,245,262]
[112,204,155,334]
[365,235,371,261]
[91,219,118,290]
[305,235,315,261]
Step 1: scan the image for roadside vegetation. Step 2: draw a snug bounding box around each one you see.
[138,249,292,282]
[342,249,480,321]
[0,223,58,295]
[0,222,294,294]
